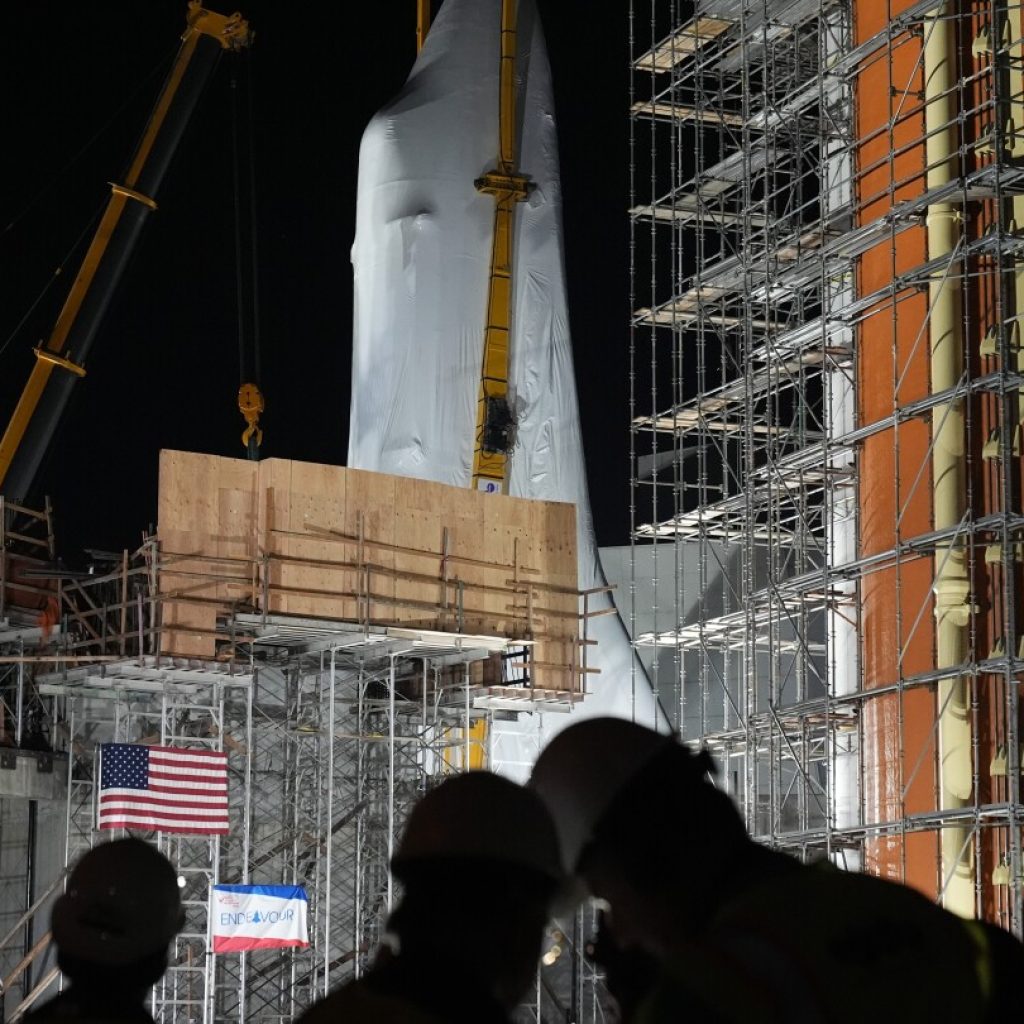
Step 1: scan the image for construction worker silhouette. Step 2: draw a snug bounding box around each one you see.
[300,771,563,1024]
[26,838,184,1023]
[529,717,1024,1023]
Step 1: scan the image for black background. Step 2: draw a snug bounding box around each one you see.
[1,1,633,559]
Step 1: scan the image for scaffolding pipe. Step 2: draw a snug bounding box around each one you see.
[386,655,397,913]
[923,2,975,916]
[324,652,336,996]
[1006,0,1024,939]
[1011,1,1024,351]
[823,3,859,862]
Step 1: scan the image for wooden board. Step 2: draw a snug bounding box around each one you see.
[157,451,579,688]
[157,451,258,657]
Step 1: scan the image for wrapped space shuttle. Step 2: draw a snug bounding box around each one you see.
[348,0,662,753]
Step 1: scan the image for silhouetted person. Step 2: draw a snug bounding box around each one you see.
[530,717,1024,1023]
[300,771,563,1024]
[26,839,184,1023]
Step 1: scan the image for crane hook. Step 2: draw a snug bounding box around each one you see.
[238,382,264,457]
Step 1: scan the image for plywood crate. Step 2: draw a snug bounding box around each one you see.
[157,451,580,691]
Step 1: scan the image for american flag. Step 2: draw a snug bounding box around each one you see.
[98,744,229,835]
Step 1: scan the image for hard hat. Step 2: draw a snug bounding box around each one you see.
[392,771,563,885]
[52,839,184,966]
[528,717,683,873]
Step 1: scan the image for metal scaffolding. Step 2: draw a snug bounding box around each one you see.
[0,497,596,1021]
[630,0,1023,932]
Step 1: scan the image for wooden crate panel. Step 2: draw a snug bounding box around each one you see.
[157,451,257,657]
[157,451,579,685]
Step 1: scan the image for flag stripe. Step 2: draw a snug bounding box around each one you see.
[148,779,228,793]
[101,795,227,807]
[215,884,308,899]
[100,803,228,819]
[99,810,229,823]
[149,765,227,778]
[149,785,227,797]
[151,750,225,761]
[150,753,225,765]
[101,790,226,807]
[99,819,228,836]
[213,936,307,953]
[100,804,228,817]
[99,815,229,828]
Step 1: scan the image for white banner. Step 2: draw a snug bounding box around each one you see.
[211,884,309,953]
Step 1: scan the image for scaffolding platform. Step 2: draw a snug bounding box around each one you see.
[0,451,598,1020]
[630,0,1022,931]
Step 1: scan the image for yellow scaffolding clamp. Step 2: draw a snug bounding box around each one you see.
[471,0,531,493]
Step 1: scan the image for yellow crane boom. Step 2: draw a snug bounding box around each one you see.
[0,4,251,502]
[471,0,531,493]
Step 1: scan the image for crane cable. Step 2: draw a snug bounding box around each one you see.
[231,47,264,459]
[1,48,178,365]
[2,47,175,240]
[0,201,107,365]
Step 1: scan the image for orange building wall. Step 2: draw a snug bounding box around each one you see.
[853,0,1019,923]
[854,0,939,900]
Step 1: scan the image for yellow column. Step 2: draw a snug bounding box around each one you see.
[924,3,974,917]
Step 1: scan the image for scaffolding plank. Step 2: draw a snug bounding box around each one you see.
[633,17,733,72]
[630,100,744,126]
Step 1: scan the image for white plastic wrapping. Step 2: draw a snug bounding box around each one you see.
[348,0,664,768]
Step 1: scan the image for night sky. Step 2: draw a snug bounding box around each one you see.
[1,1,632,561]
